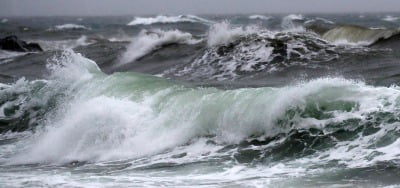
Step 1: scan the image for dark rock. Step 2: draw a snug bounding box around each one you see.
[0,35,43,52]
[25,43,43,52]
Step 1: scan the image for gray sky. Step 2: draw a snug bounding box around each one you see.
[1,0,400,16]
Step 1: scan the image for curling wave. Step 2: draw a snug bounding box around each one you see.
[0,50,399,172]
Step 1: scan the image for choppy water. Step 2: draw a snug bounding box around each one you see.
[1,13,400,187]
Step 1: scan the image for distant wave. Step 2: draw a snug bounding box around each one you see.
[119,29,200,64]
[127,15,213,26]
[382,15,399,22]
[49,24,91,31]
[285,14,304,21]
[1,18,8,23]
[248,15,271,20]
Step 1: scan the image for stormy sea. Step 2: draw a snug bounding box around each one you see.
[1,13,400,187]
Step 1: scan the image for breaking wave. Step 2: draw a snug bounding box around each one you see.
[119,29,200,64]
[1,50,400,171]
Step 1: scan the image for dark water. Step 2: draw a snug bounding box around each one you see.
[1,13,400,187]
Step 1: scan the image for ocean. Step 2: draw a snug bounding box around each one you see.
[1,13,400,187]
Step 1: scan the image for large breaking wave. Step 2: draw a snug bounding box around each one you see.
[0,50,400,174]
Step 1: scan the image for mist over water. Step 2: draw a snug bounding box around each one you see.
[1,10,400,188]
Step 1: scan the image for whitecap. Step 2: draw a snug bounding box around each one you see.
[127,15,213,26]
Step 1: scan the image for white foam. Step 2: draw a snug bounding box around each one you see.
[119,29,200,64]
[127,15,213,26]
[330,39,371,46]
[207,22,263,46]
[45,49,101,82]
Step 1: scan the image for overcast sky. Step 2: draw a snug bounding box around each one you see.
[1,0,400,16]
